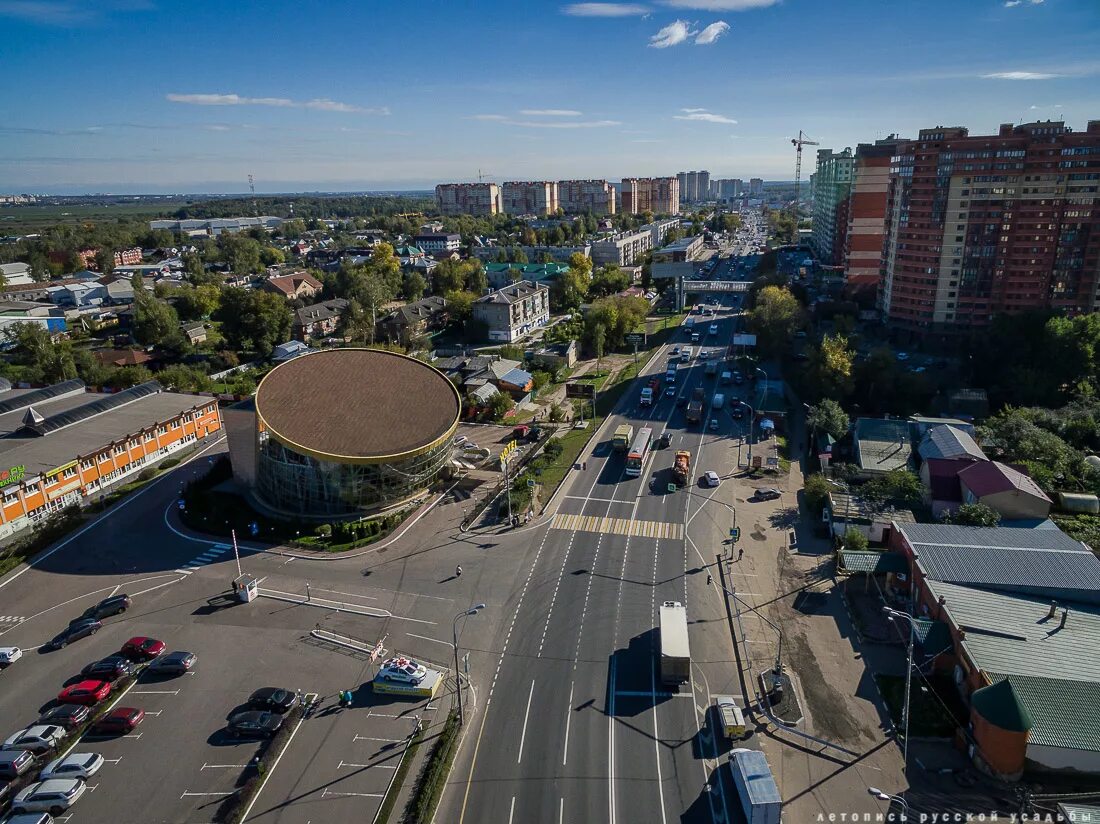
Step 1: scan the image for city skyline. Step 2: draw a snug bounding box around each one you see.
[1,0,1098,193]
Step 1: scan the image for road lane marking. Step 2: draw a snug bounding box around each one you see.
[508,796,516,824]
[339,760,395,769]
[516,679,535,764]
[308,587,378,601]
[405,632,453,648]
[353,735,403,742]
[549,513,683,540]
[614,690,694,698]
[0,434,226,591]
[650,659,668,824]
[202,763,246,769]
[131,689,179,695]
[181,791,233,798]
[321,789,383,799]
[562,680,573,766]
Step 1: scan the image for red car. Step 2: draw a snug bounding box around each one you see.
[92,707,144,735]
[120,637,165,661]
[57,680,111,706]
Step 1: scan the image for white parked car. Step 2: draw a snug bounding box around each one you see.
[703,471,721,488]
[40,752,104,780]
[3,726,66,754]
[0,646,22,665]
[379,657,428,685]
[11,778,86,815]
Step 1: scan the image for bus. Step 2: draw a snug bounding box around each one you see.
[612,424,634,452]
[624,426,653,477]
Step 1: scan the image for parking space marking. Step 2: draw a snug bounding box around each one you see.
[103,757,122,764]
[310,587,378,601]
[181,791,235,799]
[365,710,401,718]
[321,789,384,799]
[131,689,179,695]
[338,760,396,770]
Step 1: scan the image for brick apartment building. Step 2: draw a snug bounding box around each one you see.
[435,183,501,216]
[620,177,680,215]
[558,180,616,215]
[880,120,1100,340]
[501,181,559,216]
[842,136,908,302]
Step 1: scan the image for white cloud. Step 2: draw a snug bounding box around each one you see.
[694,20,729,44]
[673,108,737,124]
[0,0,152,26]
[649,19,694,48]
[467,114,509,121]
[562,2,649,15]
[519,109,584,116]
[981,71,1059,80]
[166,93,387,114]
[466,112,618,129]
[660,0,777,9]
[1004,0,1043,7]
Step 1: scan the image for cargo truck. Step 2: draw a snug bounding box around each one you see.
[612,424,634,452]
[658,601,691,685]
[640,386,654,406]
[728,749,781,824]
[672,450,690,486]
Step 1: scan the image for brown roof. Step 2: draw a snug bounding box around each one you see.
[255,348,460,462]
[263,271,323,297]
[94,348,154,367]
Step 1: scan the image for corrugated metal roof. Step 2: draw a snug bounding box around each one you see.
[959,460,1051,503]
[990,673,1100,753]
[901,522,1100,604]
[926,579,1100,683]
[854,417,911,473]
[918,424,987,461]
[838,550,909,575]
[1057,803,1100,821]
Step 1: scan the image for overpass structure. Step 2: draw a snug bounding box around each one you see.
[676,277,750,310]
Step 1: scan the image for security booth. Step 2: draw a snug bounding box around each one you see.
[232,573,259,603]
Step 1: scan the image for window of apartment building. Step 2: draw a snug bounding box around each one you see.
[3,488,19,506]
[61,466,77,480]
[79,459,93,471]
[112,444,125,456]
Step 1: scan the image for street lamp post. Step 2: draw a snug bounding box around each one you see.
[883,606,917,769]
[453,603,486,726]
[868,787,910,817]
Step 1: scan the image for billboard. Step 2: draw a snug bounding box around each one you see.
[732,334,757,347]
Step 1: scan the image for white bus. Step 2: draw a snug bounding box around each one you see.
[624,426,653,477]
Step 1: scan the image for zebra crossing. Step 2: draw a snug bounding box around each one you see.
[0,616,25,624]
[550,512,684,541]
[175,544,230,575]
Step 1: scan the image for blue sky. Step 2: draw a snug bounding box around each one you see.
[1,0,1097,194]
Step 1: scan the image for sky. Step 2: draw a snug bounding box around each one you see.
[1,0,1098,194]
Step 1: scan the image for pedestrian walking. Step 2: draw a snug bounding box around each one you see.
[737,548,744,561]
[456,564,463,577]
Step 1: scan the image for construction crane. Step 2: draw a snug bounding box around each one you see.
[790,130,819,242]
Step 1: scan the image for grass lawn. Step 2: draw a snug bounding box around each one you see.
[873,673,962,738]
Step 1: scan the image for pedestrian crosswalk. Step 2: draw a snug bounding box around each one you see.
[550,512,684,540]
[0,616,25,624]
[175,544,230,575]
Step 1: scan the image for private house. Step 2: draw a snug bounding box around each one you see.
[958,461,1053,521]
[293,298,347,342]
[181,322,207,346]
[531,340,578,370]
[262,271,323,301]
[271,340,314,362]
[851,417,912,478]
[377,296,447,345]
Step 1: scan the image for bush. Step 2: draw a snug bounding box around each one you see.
[314,524,332,537]
[842,527,869,551]
[803,473,832,514]
[544,439,564,460]
[138,467,157,482]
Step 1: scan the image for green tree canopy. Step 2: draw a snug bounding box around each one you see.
[217,288,292,356]
[805,399,850,440]
[746,285,803,354]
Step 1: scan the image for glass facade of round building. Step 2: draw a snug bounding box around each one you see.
[255,428,454,518]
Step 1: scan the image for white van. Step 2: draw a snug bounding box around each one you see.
[720,371,732,384]
[713,394,726,410]
[681,347,693,363]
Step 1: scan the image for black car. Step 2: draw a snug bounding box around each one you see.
[37,704,90,731]
[47,619,101,649]
[76,595,131,622]
[81,656,134,681]
[227,711,282,739]
[147,651,196,676]
[247,687,298,714]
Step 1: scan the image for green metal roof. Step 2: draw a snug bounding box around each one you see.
[1058,803,1100,822]
[837,550,908,575]
[913,618,952,654]
[991,673,1100,753]
[971,679,1032,733]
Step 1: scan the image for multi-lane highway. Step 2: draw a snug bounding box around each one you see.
[446,274,759,823]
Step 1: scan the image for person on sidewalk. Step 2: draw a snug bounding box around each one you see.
[737,547,744,561]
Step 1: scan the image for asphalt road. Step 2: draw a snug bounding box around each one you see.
[446,283,758,824]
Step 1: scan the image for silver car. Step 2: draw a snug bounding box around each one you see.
[40,752,104,780]
[2,727,65,755]
[11,778,86,815]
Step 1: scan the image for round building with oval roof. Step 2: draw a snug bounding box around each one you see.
[253,348,460,518]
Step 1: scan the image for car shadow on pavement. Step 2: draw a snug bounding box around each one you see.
[606,629,675,720]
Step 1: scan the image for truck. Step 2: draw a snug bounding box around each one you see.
[681,347,693,363]
[728,749,782,824]
[705,361,718,377]
[672,450,690,486]
[640,386,654,407]
[713,393,725,410]
[612,424,634,453]
[686,386,706,425]
[658,601,691,686]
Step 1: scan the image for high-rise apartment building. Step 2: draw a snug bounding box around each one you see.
[749,178,764,196]
[558,180,616,215]
[711,178,742,201]
[676,171,711,203]
[881,120,1100,338]
[501,181,559,216]
[843,136,908,300]
[435,183,501,216]
[621,177,680,214]
[811,148,855,266]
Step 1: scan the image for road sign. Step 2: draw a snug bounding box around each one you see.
[730,527,741,542]
[527,479,535,488]
[625,332,646,345]
[667,483,676,493]
[565,381,597,400]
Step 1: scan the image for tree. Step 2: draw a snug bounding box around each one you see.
[841,527,868,552]
[444,290,476,323]
[806,334,854,399]
[260,247,285,267]
[132,281,182,348]
[747,286,802,354]
[217,288,292,356]
[4,322,77,383]
[219,235,262,275]
[589,265,630,298]
[174,284,221,321]
[487,391,513,422]
[592,322,606,374]
[95,248,115,276]
[805,399,850,440]
[861,469,923,512]
[945,502,1001,527]
[549,402,565,423]
[803,473,834,514]
[550,263,591,313]
[402,271,427,301]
